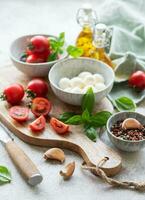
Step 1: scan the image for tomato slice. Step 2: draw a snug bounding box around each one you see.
[9,106,29,122]
[31,97,52,117]
[29,115,46,132]
[50,117,69,135]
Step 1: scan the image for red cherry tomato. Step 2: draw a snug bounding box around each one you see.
[2,83,24,105]
[26,54,46,63]
[27,79,48,97]
[9,106,29,122]
[29,115,46,132]
[28,36,49,53]
[50,117,69,135]
[26,48,50,61]
[129,71,145,90]
[31,97,52,117]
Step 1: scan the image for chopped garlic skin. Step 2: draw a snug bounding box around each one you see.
[70,77,84,89]
[93,74,104,84]
[59,78,71,90]
[78,71,92,79]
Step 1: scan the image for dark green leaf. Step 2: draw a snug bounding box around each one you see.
[0,166,11,184]
[65,115,82,125]
[89,111,112,127]
[82,88,95,114]
[59,112,76,122]
[114,96,136,111]
[67,45,83,58]
[84,126,98,142]
[82,109,90,123]
[47,52,58,61]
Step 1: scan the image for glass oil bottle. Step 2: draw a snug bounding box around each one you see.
[76,3,97,57]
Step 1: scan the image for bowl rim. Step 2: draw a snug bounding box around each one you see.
[49,57,115,95]
[107,111,145,143]
[10,34,68,66]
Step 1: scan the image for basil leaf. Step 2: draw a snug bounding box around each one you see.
[67,45,83,58]
[82,109,90,123]
[0,166,11,184]
[89,111,112,127]
[57,32,65,47]
[47,52,58,61]
[65,115,82,125]
[82,88,95,114]
[114,96,136,111]
[50,39,58,51]
[84,126,98,142]
[59,112,76,122]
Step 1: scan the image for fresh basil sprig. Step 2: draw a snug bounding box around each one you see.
[67,45,83,58]
[0,166,11,184]
[114,96,136,112]
[59,88,111,141]
[48,32,65,61]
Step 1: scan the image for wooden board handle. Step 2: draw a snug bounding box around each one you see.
[5,141,43,186]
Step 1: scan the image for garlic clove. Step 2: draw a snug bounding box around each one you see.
[43,148,65,163]
[60,161,75,180]
[122,118,143,130]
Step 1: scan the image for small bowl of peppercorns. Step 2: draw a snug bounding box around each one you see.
[107,111,145,152]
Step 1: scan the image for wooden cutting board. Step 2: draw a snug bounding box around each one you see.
[0,64,122,176]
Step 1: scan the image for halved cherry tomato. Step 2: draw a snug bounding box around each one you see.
[9,106,29,122]
[2,83,24,105]
[29,115,46,132]
[31,97,52,117]
[50,117,69,135]
[27,79,48,98]
[28,36,50,53]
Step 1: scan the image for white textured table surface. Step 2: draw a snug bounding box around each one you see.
[1,0,145,200]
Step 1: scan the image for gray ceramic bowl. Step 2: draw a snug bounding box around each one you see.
[107,112,145,152]
[10,34,68,77]
[49,57,114,105]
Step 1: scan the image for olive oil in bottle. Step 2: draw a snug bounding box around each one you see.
[92,23,113,68]
[76,3,97,57]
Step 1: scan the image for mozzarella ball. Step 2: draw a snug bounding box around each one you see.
[82,85,96,93]
[64,87,72,92]
[93,74,104,83]
[59,78,71,90]
[71,87,82,93]
[79,71,92,79]
[94,83,106,91]
[83,74,95,86]
[70,77,84,89]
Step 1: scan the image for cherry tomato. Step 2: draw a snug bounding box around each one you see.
[27,79,48,97]
[9,106,29,122]
[26,48,50,61]
[129,71,145,90]
[2,83,24,105]
[29,115,46,132]
[26,54,46,63]
[50,117,69,135]
[31,97,52,117]
[28,36,49,53]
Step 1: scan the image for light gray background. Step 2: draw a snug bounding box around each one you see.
[0,0,145,199]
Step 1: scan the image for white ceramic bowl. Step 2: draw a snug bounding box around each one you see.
[49,58,115,105]
[107,112,145,152]
[10,34,68,77]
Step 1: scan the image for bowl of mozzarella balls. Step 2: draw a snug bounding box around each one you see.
[49,58,115,105]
